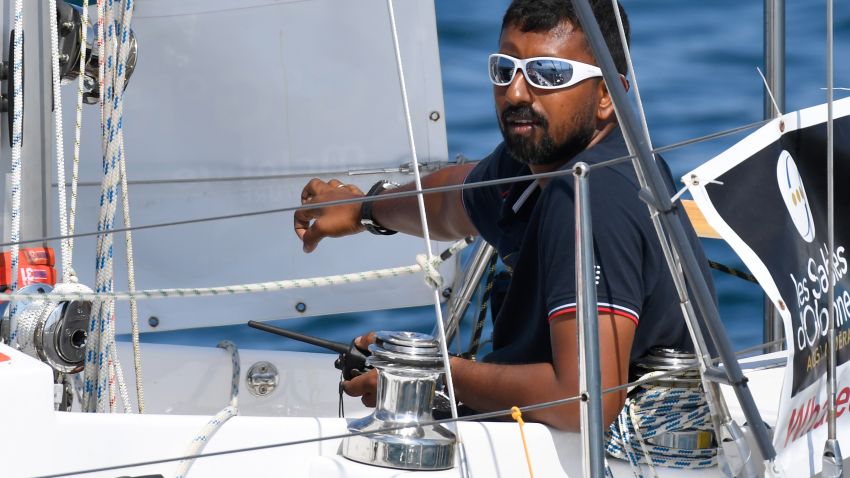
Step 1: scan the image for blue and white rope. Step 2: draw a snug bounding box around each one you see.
[85,0,134,413]
[7,0,24,346]
[173,341,240,478]
[605,377,716,477]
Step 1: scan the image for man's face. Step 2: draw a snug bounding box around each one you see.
[495,22,600,167]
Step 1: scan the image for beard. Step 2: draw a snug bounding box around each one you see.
[499,104,595,166]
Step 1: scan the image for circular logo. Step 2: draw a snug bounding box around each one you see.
[776,150,816,243]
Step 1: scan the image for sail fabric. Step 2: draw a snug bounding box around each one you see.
[685,97,850,476]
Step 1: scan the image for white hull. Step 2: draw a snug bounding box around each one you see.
[1,342,786,477]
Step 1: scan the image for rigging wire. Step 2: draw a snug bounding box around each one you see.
[0,119,771,250]
[33,341,786,478]
[51,162,452,188]
[384,2,469,474]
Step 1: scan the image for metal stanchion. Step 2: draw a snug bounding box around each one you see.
[575,162,604,477]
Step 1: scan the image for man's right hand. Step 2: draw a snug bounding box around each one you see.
[294,179,365,253]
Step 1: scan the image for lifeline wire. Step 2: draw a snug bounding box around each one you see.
[0,118,769,250]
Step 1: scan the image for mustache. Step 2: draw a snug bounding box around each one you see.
[501,105,547,126]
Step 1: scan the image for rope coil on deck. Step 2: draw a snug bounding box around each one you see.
[605,374,716,475]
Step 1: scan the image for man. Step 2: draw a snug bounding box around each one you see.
[294,0,713,431]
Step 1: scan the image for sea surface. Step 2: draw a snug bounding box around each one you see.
[136,0,850,355]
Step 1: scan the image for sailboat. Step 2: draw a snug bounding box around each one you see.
[0,0,846,477]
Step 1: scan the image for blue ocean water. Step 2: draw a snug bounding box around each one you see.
[137,0,850,355]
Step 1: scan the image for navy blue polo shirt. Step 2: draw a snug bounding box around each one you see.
[462,127,715,376]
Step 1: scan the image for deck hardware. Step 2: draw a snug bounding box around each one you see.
[246,361,278,397]
[60,3,138,105]
[1,30,23,146]
[4,284,91,373]
[341,331,456,470]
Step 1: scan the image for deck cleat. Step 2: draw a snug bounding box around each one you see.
[340,331,456,470]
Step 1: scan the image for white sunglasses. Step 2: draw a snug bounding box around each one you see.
[488,53,603,90]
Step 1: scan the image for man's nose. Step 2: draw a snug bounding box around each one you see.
[505,70,533,105]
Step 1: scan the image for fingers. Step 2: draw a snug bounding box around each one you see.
[300,217,329,253]
[342,368,378,407]
[294,178,367,253]
[354,331,377,351]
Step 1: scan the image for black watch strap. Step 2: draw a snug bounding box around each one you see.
[360,180,399,235]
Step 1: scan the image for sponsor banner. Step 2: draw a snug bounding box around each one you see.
[685,97,850,476]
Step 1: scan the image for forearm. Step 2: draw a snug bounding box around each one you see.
[371,164,477,240]
[449,357,626,431]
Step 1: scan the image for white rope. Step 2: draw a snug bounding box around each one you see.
[0,237,472,302]
[85,0,134,413]
[50,0,72,284]
[173,341,240,478]
[120,152,144,412]
[8,0,24,346]
[68,0,90,269]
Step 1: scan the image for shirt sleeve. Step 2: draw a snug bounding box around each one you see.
[539,175,645,325]
[462,144,513,244]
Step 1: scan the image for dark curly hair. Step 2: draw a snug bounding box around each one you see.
[501,0,630,75]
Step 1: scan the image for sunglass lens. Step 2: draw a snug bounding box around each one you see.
[526,59,574,88]
[489,56,516,85]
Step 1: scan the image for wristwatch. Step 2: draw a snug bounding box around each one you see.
[360,180,400,235]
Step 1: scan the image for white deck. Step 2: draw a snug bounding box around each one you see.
[0,342,785,477]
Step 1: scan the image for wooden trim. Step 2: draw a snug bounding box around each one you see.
[682,200,721,239]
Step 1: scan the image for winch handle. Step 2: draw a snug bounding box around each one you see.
[246,321,371,380]
[247,320,349,353]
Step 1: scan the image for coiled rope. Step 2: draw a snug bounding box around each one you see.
[7,0,24,346]
[605,377,716,476]
[174,341,240,478]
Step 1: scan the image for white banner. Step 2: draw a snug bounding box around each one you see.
[685,97,850,477]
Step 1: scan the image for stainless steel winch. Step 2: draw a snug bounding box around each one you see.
[340,331,456,470]
[0,283,91,373]
[634,346,702,387]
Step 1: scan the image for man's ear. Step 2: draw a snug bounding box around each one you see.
[596,74,630,122]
